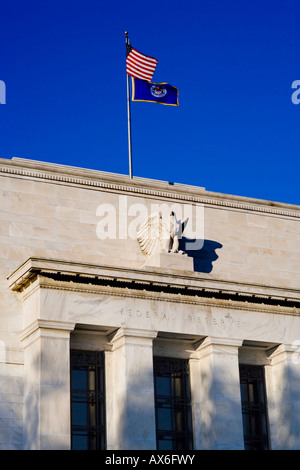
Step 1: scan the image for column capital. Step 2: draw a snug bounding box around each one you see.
[268,342,299,365]
[20,319,76,348]
[193,336,243,359]
[108,327,158,351]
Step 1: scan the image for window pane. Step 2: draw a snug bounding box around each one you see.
[157,408,173,431]
[156,376,171,396]
[72,433,89,451]
[158,438,173,450]
[72,369,88,390]
[72,400,88,426]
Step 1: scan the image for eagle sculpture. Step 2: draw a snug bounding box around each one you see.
[137,211,189,257]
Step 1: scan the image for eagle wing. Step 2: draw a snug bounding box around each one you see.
[137,213,164,256]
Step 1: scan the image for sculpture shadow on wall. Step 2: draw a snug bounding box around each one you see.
[179,238,223,273]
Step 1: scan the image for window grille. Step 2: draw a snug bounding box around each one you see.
[239,364,269,450]
[153,357,193,450]
[70,350,106,450]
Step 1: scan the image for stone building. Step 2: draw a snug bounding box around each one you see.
[0,157,300,450]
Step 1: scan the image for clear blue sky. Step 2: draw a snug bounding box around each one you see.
[1,0,299,205]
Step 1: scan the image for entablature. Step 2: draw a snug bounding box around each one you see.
[7,257,300,315]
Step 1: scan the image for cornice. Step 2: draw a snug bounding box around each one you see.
[7,257,300,315]
[1,157,300,218]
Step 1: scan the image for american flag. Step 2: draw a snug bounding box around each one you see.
[126,42,158,82]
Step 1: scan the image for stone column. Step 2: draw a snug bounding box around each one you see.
[107,328,158,450]
[190,336,244,450]
[20,319,75,450]
[266,343,300,449]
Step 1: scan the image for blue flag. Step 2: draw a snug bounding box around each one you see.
[132,77,179,106]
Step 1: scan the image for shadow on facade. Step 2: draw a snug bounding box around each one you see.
[23,345,69,450]
[180,238,223,273]
[197,366,245,450]
[116,367,157,450]
[269,358,299,450]
[23,349,40,449]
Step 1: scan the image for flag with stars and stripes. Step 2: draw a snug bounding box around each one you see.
[126,41,158,82]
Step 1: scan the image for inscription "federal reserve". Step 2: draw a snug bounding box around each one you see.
[121,307,176,321]
[120,307,241,329]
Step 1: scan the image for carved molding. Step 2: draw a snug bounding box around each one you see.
[39,281,300,316]
[1,158,300,219]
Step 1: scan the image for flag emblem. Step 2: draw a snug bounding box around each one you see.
[126,43,158,82]
[151,85,167,98]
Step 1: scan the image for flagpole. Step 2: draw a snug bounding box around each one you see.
[125,31,133,179]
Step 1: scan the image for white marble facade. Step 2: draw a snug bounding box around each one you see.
[1,157,300,450]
